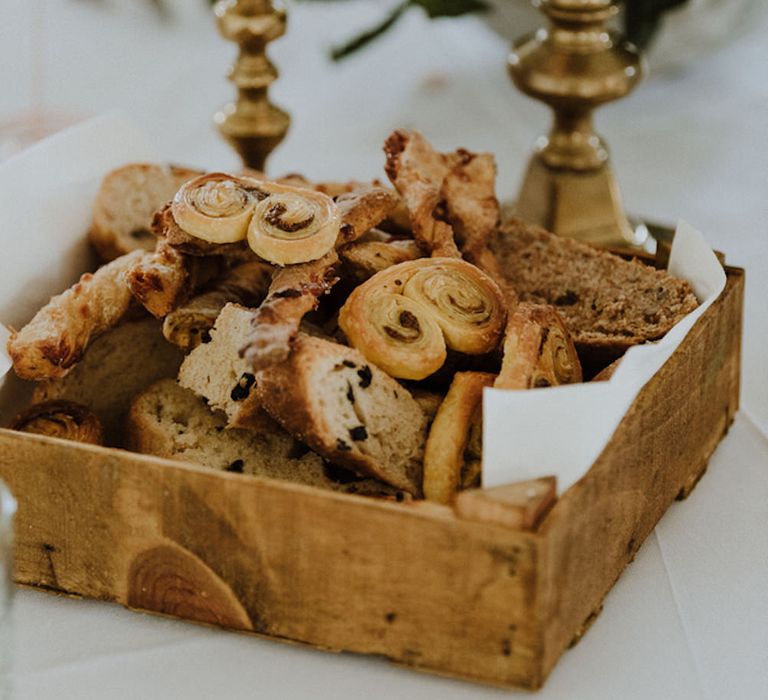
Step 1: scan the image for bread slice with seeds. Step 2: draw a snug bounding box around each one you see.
[127,379,406,499]
[89,163,202,262]
[254,334,428,495]
[491,219,699,366]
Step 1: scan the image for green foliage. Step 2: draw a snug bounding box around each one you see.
[624,0,689,48]
[201,0,690,57]
[413,0,491,19]
[327,0,490,60]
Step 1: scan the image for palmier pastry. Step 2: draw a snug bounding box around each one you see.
[9,400,103,445]
[172,172,259,244]
[423,371,495,504]
[495,303,582,390]
[338,258,506,380]
[246,181,340,265]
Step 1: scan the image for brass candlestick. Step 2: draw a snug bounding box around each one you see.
[213,0,290,172]
[509,0,645,248]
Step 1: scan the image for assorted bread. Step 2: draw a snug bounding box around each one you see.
[6,130,700,503]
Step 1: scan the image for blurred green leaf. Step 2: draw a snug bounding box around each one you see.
[180,0,691,55]
[330,1,409,61]
[624,0,690,48]
[412,0,490,19]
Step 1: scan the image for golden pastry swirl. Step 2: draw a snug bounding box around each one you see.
[495,303,582,390]
[339,258,506,380]
[9,400,103,445]
[246,181,340,265]
[172,173,258,244]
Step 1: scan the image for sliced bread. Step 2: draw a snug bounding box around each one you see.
[127,379,405,499]
[255,334,428,495]
[178,303,276,431]
[491,219,699,364]
[32,316,184,445]
[90,163,201,262]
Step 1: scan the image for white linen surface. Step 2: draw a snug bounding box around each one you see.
[0,1,766,698]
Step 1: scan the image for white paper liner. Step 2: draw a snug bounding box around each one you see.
[0,112,155,393]
[0,115,726,495]
[483,221,727,494]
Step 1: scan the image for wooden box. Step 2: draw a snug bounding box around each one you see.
[0,267,743,690]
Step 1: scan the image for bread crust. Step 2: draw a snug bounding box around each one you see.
[7,250,143,380]
[127,378,409,500]
[492,219,699,364]
[255,334,426,494]
[126,240,223,319]
[89,163,201,262]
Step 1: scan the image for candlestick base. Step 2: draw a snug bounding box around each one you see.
[513,154,648,249]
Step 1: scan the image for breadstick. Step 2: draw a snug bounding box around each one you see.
[240,187,399,371]
[239,252,339,370]
[440,150,516,304]
[340,239,421,283]
[423,372,496,504]
[7,250,143,380]
[384,130,461,258]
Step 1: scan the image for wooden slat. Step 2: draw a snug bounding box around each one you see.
[537,268,743,678]
[454,477,556,531]
[0,267,743,690]
[0,434,544,688]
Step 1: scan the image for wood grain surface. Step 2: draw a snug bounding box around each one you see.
[0,268,743,690]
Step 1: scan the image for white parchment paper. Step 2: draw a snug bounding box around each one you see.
[0,116,726,496]
[0,113,154,394]
[483,221,727,493]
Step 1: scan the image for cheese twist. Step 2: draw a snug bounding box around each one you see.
[246,182,340,265]
[339,258,506,380]
[172,173,258,243]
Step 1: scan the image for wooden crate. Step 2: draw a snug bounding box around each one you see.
[0,268,743,690]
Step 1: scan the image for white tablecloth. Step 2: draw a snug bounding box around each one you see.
[1,1,767,698]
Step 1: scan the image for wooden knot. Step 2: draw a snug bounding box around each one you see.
[127,543,253,631]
